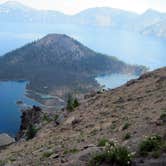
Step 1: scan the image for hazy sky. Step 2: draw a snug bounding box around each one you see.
[0,0,166,14]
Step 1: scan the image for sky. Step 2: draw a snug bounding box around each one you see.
[0,0,165,14]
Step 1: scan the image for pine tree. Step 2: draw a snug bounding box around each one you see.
[26,124,37,140]
[66,94,74,111]
[73,98,79,108]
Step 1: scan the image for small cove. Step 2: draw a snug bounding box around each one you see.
[0,81,39,136]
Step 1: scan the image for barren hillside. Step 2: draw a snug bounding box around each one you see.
[0,67,166,166]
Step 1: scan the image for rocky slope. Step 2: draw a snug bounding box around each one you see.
[0,67,165,165]
[0,34,145,108]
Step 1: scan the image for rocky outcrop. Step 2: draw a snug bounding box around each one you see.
[0,134,15,147]
[16,106,43,140]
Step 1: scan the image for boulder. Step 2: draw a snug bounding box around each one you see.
[0,133,15,147]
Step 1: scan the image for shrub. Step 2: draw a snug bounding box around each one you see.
[161,142,166,152]
[139,135,162,156]
[26,124,38,140]
[151,151,161,158]
[66,94,79,112]
[123,133,131,140]
[43,114,51,122]
[89,143,132,166]
[122,122,130,130]
[66,94,74,111]
[54,114,59,121]
[98,138,110,147]
[160,111,166,123]
[73,98,79,108]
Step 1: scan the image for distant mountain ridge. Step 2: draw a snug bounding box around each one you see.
[0,1,166,37]
[0,34,146,106]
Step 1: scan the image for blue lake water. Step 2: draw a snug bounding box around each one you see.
[95,74,137,89]
[0,23,166,135]
[0,81,38,136]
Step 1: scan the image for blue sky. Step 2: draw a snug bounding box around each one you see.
[0,0,165,14]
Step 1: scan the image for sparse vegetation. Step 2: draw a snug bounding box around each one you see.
[139,135,162,156]
[54,114,59,121]
[97,138,110,147]
[66,94,79,111]
[43,114,51,122]
[110,123,117,131]
[73,98,80,108]
[160,110,166,123]
[123,133,131,140]
[0,160,6,166]
[122,122,130,130]
[151,151,161,158]
[89,142,133,166]
[26,124,38,140]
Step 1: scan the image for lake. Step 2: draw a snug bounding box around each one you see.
[0,23,166,136]
[95,74,137,89]
[0,81,38,136]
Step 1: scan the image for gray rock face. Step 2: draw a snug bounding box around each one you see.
[0,133,15,147]
[16,106,43,140]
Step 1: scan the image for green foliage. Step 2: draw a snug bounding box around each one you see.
[160,110,166,123]
[67,94,74,111]
[0,160,6,166]
[54,114,59,121]
[139,135,162,156]
[162,142,166,152]
[151,151,161,158]
[122,122,130,130]
[43,114,51,122]
[73,98,79,108]
[110,122,117,131]
[123,133,131,140]
[26,124,38,140]
[66,94,79,112]
[98,138,110,147]
[89,143,132,166]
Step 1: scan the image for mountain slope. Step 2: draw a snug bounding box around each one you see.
[0,67,165,165]
[0,1,67,23]
[141,19,166,38]
[72,7,138,28]
[0,1,166,38]
[0,34,145,106]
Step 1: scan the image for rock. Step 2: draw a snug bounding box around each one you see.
[83,144,96,149]
[0,133,15,147]
[61,158,68,163]
[126,79,137,86]
[32,147,45,155]
[64,116,79,125]
[49,153,59,159]
[84,92,96,99]
[16,106,43,140]
[155,120,163,126]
